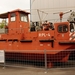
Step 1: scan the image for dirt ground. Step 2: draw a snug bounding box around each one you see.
[0,66,75,75]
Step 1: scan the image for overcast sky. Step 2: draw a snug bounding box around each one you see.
[0,0,30,13]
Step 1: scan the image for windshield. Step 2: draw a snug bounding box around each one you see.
[20,13,28,22]
[58,24,68,33]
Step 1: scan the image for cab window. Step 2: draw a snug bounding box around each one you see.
[58,25,68,33]
[20,13,28,22]
[10,13,16,21]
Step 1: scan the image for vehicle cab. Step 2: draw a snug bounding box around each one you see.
[0,9,30,40]
[0,9,30,34]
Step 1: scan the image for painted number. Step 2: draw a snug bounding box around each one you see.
[39,33,50,37]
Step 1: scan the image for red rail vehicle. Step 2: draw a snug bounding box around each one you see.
[0,9,75,68]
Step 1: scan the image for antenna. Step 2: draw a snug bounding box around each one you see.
[37,9,42,26]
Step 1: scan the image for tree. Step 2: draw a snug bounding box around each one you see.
[0,20,6,28]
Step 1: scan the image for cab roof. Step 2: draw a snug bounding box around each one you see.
[0,9,30,19]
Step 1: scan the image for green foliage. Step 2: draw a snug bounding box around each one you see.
[0,20,6,29]
[0,23,5,28]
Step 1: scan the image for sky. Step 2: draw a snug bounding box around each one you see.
[0,0,75,22]
[0,0,30,13]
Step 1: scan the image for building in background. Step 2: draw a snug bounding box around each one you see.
[31,0,75,23]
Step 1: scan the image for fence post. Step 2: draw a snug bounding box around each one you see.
[44,49,47,70]
[4,50,5,68]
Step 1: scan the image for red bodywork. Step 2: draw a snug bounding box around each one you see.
[0,9,75,67]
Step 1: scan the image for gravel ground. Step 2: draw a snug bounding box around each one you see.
[0,66,75,75]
